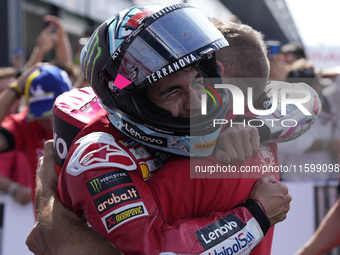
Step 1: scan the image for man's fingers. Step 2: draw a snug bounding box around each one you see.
[231,141,246,162]
[238,128,252,158]
[259,175,277,183]
[36,140,58,198]
[215,125,260,164]
[37,140,55,178]
[43,140,57,175]
[234,126,259,159]
[26,225,47,255]
[214,150,231,164]
[44,140,54,156]
[223,143,238,163]
[37,156,44,172]
[223,130,245,162]
[249,127,260,154]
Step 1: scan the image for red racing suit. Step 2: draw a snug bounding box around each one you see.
[58,108,276,255]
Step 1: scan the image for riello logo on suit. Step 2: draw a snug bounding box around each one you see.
[201,84,314,128]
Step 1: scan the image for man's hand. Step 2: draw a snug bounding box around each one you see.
[26,140,61,255]
[13,185,31,205]
[36,23,57,56]
[26,140,121,255]
[215,125,260,164]
[15,63,48,95]
[249,175,292,227]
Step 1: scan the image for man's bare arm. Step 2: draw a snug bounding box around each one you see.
[295,197,340,255]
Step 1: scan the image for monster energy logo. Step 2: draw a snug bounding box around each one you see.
[89,179,102,193]
[86,171,133,197]
[80,29,101,86]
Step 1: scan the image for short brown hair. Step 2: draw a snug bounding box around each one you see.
[211,19,270,99]
[211,19,269,79]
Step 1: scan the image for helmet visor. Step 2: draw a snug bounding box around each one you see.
[100,5,228,95]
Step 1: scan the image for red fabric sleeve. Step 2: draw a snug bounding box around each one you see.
[58,127,270,255]
[60,166,269,255]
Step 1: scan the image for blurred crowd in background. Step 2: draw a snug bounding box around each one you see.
[0,1,340,254]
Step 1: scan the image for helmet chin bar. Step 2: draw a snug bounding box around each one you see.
[106,107,224,157]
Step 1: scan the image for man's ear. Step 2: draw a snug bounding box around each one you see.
[217,60,225,77]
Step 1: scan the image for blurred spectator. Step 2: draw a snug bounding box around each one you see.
[11,48,25,71]
[268,54,288,80]
[266,40,288,80]
[73,71,90,88]
[320,65,340,79]
[0,68,28,204]
[280,42,307,65]
[323,74,340,116]
[24,15,73,70]
[0,151,32,205]
[54,61,81,86]
[0,64,72,203]
[0,67,21,115]
[22,14,98,90]
[0,68,29,204]
[23,14,86,87]
[0,67,18,93]
[278,59,339,180]
[74,26,94,65]
[288,58,321,93]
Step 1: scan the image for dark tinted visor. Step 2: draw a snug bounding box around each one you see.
[100,6,228,95]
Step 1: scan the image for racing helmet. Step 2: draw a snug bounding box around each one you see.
[80,3,229,156]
